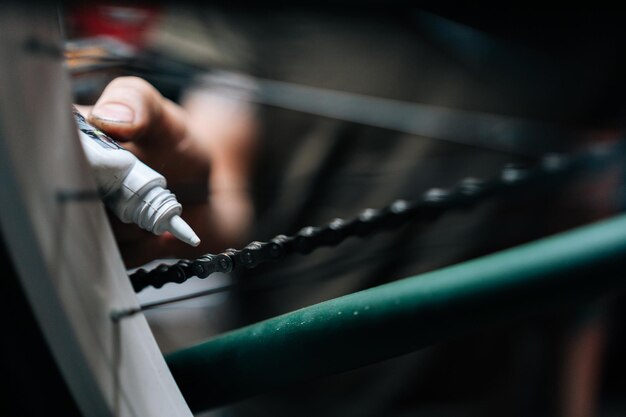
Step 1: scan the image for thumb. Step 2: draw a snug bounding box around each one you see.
[89,76,184,144]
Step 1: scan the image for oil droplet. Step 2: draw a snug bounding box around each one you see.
[353,311,359,315]
[275,327,280,331]
[337,311,342,315]
[300,322,306,325]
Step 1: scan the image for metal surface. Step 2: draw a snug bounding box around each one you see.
[68,62,577,156]
[253,77,572,156]
[166,212,626,412]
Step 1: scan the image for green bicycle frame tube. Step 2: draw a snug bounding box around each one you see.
[166,213,626,411]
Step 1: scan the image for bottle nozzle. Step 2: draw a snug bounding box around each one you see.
[166,215,201,247]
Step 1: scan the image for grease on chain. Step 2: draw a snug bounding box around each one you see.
[129,141,621,293]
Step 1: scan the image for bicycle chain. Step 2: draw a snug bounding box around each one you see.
[129,141,621,292]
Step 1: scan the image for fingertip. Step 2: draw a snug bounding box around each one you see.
[91,102,135,124]
[88,102,137,140]
[88,77,159,141]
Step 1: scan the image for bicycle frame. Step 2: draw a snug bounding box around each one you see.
[167,213,626,411]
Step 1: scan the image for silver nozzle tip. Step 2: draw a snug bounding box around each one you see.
[167,215,201,247]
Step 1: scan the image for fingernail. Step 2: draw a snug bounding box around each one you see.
[91,102,135,124]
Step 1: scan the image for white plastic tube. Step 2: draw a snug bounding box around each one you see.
[74,107,200,247]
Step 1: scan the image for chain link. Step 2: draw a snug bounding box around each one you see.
[129,141,621,292]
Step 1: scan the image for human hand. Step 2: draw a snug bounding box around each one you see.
[77,76,256,267]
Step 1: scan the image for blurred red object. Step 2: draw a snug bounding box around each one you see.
[67,4,161,49]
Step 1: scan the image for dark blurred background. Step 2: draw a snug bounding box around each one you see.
[62,4,626,417]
